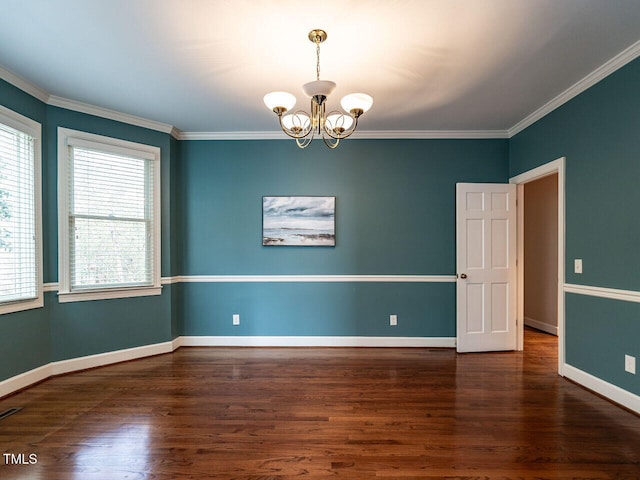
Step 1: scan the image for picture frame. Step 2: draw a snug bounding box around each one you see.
[262,196,336,246]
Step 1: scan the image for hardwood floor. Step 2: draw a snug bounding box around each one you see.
[1,329,638,479]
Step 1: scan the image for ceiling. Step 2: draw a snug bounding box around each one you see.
[1,0,640,136]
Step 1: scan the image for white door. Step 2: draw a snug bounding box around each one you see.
[456,183,517,352]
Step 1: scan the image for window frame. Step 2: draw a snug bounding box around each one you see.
[0,105,43,315]
[57,127,161,303]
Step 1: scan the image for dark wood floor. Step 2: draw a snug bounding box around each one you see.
[1,329,638,479]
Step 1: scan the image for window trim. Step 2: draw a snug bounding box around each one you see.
[57,127,161,303]
[0,105,43,315]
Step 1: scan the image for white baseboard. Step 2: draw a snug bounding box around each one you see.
[50,341,175,376]
[179,336,456,348]
[0,364,53,399]
[563,363,640,414]
[0,340,176,399]
[524,316,558,336]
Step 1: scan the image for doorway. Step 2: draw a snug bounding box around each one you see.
[511,157,565,376]
[524,173,558,336]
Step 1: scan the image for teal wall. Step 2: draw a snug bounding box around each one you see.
[565,294,639,395]
[0,300,50,381]
[181,282,455,337]
[48,289,173,361]
[510,58,640,395]
[180,139,508,275]
[0,79,177,376]
[178,139,508,337]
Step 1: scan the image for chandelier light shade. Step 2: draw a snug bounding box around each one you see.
[263,92,297,113]
[263,29,373,149]
[341,93,374,116]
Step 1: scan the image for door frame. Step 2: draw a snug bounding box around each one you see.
[509,157,565,376]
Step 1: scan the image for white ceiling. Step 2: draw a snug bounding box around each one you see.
[1,0,640,136]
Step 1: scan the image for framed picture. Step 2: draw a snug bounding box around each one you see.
[263,196,336,246]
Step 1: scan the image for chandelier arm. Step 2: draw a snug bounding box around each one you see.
[296,126,316,148]
[322,113,360,140]
[321,134,340,149]
[296,137,313,149]
[277,111,313,140]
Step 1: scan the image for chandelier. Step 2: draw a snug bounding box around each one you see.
[263,29,373,149]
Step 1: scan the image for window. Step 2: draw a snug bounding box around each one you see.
[0,106,42,315]
[58,128,161,302]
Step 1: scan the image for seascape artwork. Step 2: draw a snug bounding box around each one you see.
[263,196,335,246]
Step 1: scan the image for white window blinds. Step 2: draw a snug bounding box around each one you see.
[0,119,38,305]
[67,142,156,290]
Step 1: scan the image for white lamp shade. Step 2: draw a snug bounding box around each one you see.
[282,112,310,130]
[341,93,373,114]
[326,113,354,131]
[302,80,336,98]
[264,92,296,111]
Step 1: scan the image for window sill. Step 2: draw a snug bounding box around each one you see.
[0,296,44,315]
[58,285,163,303]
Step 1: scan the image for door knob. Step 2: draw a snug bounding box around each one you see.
[458,273,467,279]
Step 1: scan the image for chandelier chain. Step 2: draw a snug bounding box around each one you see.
[316,38,321,81]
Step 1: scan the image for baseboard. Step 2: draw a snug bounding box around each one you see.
[0,340,177,399]
[0,364,52,399]
[179,336,456,348]
[524,316,558,335]
[171,336,183,350]
[51,341,176,376]
[563,363,640,414]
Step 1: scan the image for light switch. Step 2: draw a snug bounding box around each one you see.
[574,259,583,274]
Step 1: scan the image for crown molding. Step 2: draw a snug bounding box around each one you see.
[169,126,182,139]
[177,131,284,141]
[354,130,509,139]
[48,95,175,135]
[509,39,640,137]
[0,65,50,103]
[176,129,510,141]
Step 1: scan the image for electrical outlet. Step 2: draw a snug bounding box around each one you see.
[390,314,398,326]
[233,314,240,326]
[625,355,636,374]
[574,259,583,274]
